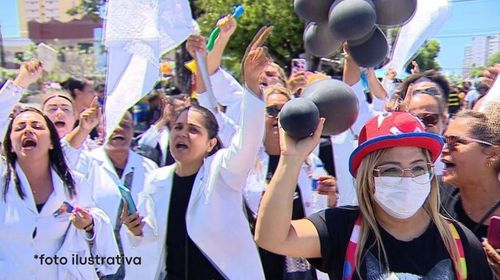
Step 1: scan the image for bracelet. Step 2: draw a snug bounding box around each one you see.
[83,220,94,232]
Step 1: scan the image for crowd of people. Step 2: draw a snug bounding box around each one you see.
[0,14,499,280]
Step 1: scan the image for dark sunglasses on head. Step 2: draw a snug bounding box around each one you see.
[442,135,493,151]
[266,105,282,117]
[413,87,440,96]
[415,113,440,127]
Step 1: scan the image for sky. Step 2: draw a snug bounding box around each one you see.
[0,0,499,76]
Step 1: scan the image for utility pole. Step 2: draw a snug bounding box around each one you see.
[0,24,5,67]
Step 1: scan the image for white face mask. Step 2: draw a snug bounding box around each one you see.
[373,174,432,219]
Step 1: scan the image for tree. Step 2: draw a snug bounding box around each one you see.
[193,0,305,77]
[487,51,500,66]
[405,39,441,73]
[469,66,485,78]
[70,0,306,81]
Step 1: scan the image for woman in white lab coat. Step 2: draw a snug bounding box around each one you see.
[122,34,271,279]
[0,61,118,279]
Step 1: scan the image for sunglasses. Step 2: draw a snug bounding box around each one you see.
[266,105,282,117]
[413,87,440,96]
[414,113,440,127]
[443,135,494,150]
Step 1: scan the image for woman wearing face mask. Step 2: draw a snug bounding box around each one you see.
[255,112,494,279]
[120,30,270,279]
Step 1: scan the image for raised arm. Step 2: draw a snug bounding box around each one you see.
[366,67,388,101]
[217,27,274,181]
[0,60,42,140]
[342,45,360,86]
[255,119,325,258]
[65,97,101,149]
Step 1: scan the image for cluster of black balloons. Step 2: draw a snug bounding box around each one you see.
[295,0,417,67]
[279,79,359,138]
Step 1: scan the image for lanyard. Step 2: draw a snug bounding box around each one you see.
[342,216,467,280]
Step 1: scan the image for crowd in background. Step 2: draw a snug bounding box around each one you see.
[0,14,499,280]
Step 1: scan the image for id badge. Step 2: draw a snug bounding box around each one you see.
[52,201,74,221]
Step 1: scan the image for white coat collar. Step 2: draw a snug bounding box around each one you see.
[14,163,69,216]
[91,148,136,181]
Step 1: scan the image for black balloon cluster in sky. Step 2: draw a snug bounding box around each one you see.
[295,0,417,67]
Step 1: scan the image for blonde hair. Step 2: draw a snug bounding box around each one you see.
[264,85,292,102]
[267,63,288,88]
[354,148,461,278]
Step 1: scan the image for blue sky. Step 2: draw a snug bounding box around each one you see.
[1,0,499,76]
[434,0,500,74]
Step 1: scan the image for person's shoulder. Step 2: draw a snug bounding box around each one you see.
[147,164,175,183]
[439,183,460,212]
[310,206,360,227]
[450,219,497,279]
[129,149,159,170]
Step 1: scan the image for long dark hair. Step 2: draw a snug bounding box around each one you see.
[2,107,76,200]
[175,105,222,156]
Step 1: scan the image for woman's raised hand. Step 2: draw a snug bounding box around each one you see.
[279,118,325,161]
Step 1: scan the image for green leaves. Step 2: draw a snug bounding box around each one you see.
[194,0,305,79]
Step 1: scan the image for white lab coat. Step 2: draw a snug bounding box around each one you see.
[0,80,24,140]
[136,106,237,166]
[0,164,119,279]
[244,148,327,217]
[69,146,158,279]
[331,80,375,206]
[129,88,266,280]
[244,148,331,280]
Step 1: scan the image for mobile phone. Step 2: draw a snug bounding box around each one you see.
[291,58,306,74]
[487,216,500,249]
[118,184,137,215]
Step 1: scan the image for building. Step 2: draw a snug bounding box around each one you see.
[18,0,83,37]
[2,37,33,68]
[463,33,500,77]
[17,0,102,50]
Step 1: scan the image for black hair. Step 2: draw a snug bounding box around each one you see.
[175,105,222,156]
[2,107,76,201]
[398,70,451,101]
[61,78,86,98]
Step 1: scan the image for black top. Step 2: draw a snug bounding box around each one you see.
[166,172,224,280]
[307,207,494,280]
[36,202,45,213]
[440,183,489,240]
[259,155,309,279]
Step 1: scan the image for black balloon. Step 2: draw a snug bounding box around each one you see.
[347,27,388,67]
[304,22,343,58]
[302,79,359,135]
[279,98,320,139]
[328,0,376,41]
[374,0,417,26]
[294,0,335,23]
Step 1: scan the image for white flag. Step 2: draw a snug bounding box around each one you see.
[103,0,195,140]
[382,0,451,75]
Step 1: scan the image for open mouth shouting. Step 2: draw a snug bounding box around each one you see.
[21,137,37,150]
[53,120,66,129]
[110,134,126,142]
[174,141,189,152]
[441,158,456,175]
